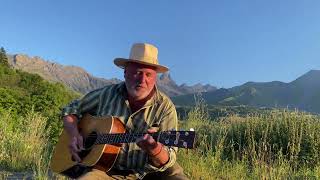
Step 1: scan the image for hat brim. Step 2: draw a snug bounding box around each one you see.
[114,58,169,73]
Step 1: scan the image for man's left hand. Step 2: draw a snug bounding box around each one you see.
[136,128,169,167]
[136,128,161,155]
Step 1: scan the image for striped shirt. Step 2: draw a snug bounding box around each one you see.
[62,82,178,177]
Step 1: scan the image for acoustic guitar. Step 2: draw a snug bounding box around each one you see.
[50,114,196,178]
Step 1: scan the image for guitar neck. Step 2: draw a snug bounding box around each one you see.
[94,133,158,144]
[91,130,195,149]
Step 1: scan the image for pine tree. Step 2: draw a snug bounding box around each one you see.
[0,47,10,67]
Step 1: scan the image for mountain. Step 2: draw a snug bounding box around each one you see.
[5,53,320,114]
[172,70,320,113]
[7,54,217,96]
[8,54,121,94]
[157,72,217,96]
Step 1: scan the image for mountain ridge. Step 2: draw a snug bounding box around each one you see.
[7,54,217,96]
[172,70,320,113]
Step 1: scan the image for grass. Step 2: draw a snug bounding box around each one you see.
[1,96,320,179]
[0,110,65,179]
[177,96,320,179]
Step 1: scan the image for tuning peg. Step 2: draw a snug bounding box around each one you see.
[189,128,195,131]
[183,142,188,148]
[165,139,170,144]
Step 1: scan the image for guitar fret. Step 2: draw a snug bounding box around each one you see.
[105,134,108,143]
[104,134,108,144]
[128,134,132,143]
[115,134,119,143]
[105,134,110,144]
[119,134,122,143]
[90,131,195,149]
[109,134,113,143]
[103,134,109,144]
[117,134,120,143]
[111,134,115,143]
[121,134,124,143]
[123,134,128,143]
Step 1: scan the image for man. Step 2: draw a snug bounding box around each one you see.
[62,43,188,179]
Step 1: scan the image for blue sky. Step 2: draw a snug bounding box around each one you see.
[1,0,320,88]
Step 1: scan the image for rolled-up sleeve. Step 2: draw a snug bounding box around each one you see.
[61,88,102,120]
[144,101,178,172]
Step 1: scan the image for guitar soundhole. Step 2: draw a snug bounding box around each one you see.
[75,132,98,159]
[84,131,97,149]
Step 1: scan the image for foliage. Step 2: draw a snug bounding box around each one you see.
[0,51,78,178]
[0,47,10,68]
[0,62,79,144]
[0,110,68,179]
[177,104,275,120]
[0,111,49,172]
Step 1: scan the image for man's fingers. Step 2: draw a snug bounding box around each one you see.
[71,152,81,162]
[68,143,81,162]
[68,136,84,162]
[71,137,81,152]
[147,128,157,133]
[77,135,84,150]
[136,134,158,151]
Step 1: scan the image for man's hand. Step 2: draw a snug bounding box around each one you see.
[68,133,84,162]
[136,128,159,154]
[63,115,84,162]
[136,128,169,167]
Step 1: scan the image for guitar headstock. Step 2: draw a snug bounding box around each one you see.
[154,129,196,149]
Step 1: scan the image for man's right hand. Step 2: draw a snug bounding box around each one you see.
[63,114,84,163]
[68,133,84,162]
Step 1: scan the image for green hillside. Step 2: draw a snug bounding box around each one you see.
[172,71,320,114]
[0,48,79,142]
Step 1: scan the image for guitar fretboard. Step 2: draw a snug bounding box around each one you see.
[94,133,159,144]
[88,130,195,149]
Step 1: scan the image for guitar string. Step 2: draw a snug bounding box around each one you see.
[86,132,192,136]
[92,134,193,148]
[86,134,190,138]
[90,133,193,145]
[87,133,193,141]
[89,134,191,140]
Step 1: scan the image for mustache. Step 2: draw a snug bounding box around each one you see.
[135,84,146,88]
[135,82,146,86]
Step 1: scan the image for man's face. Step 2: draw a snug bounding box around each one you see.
[124,63,157,101]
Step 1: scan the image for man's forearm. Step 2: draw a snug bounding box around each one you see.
[148,143,170,167]
[63,114,80,136]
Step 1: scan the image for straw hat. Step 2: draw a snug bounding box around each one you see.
[114,43,169,73]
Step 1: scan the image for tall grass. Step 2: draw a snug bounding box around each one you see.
[0,110,65,179]
[2,95,320,179]
[178,96,320,179]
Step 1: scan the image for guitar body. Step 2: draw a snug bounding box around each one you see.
[50,114,125,178]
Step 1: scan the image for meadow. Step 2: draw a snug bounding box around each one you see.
[1,96,320,179]
[178,98,320,179]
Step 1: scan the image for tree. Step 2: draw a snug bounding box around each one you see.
[0,47,10,68]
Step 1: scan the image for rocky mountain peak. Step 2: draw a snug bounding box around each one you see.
[8,54,121,93]
[159,72,172,81]
[7,53,217,96]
